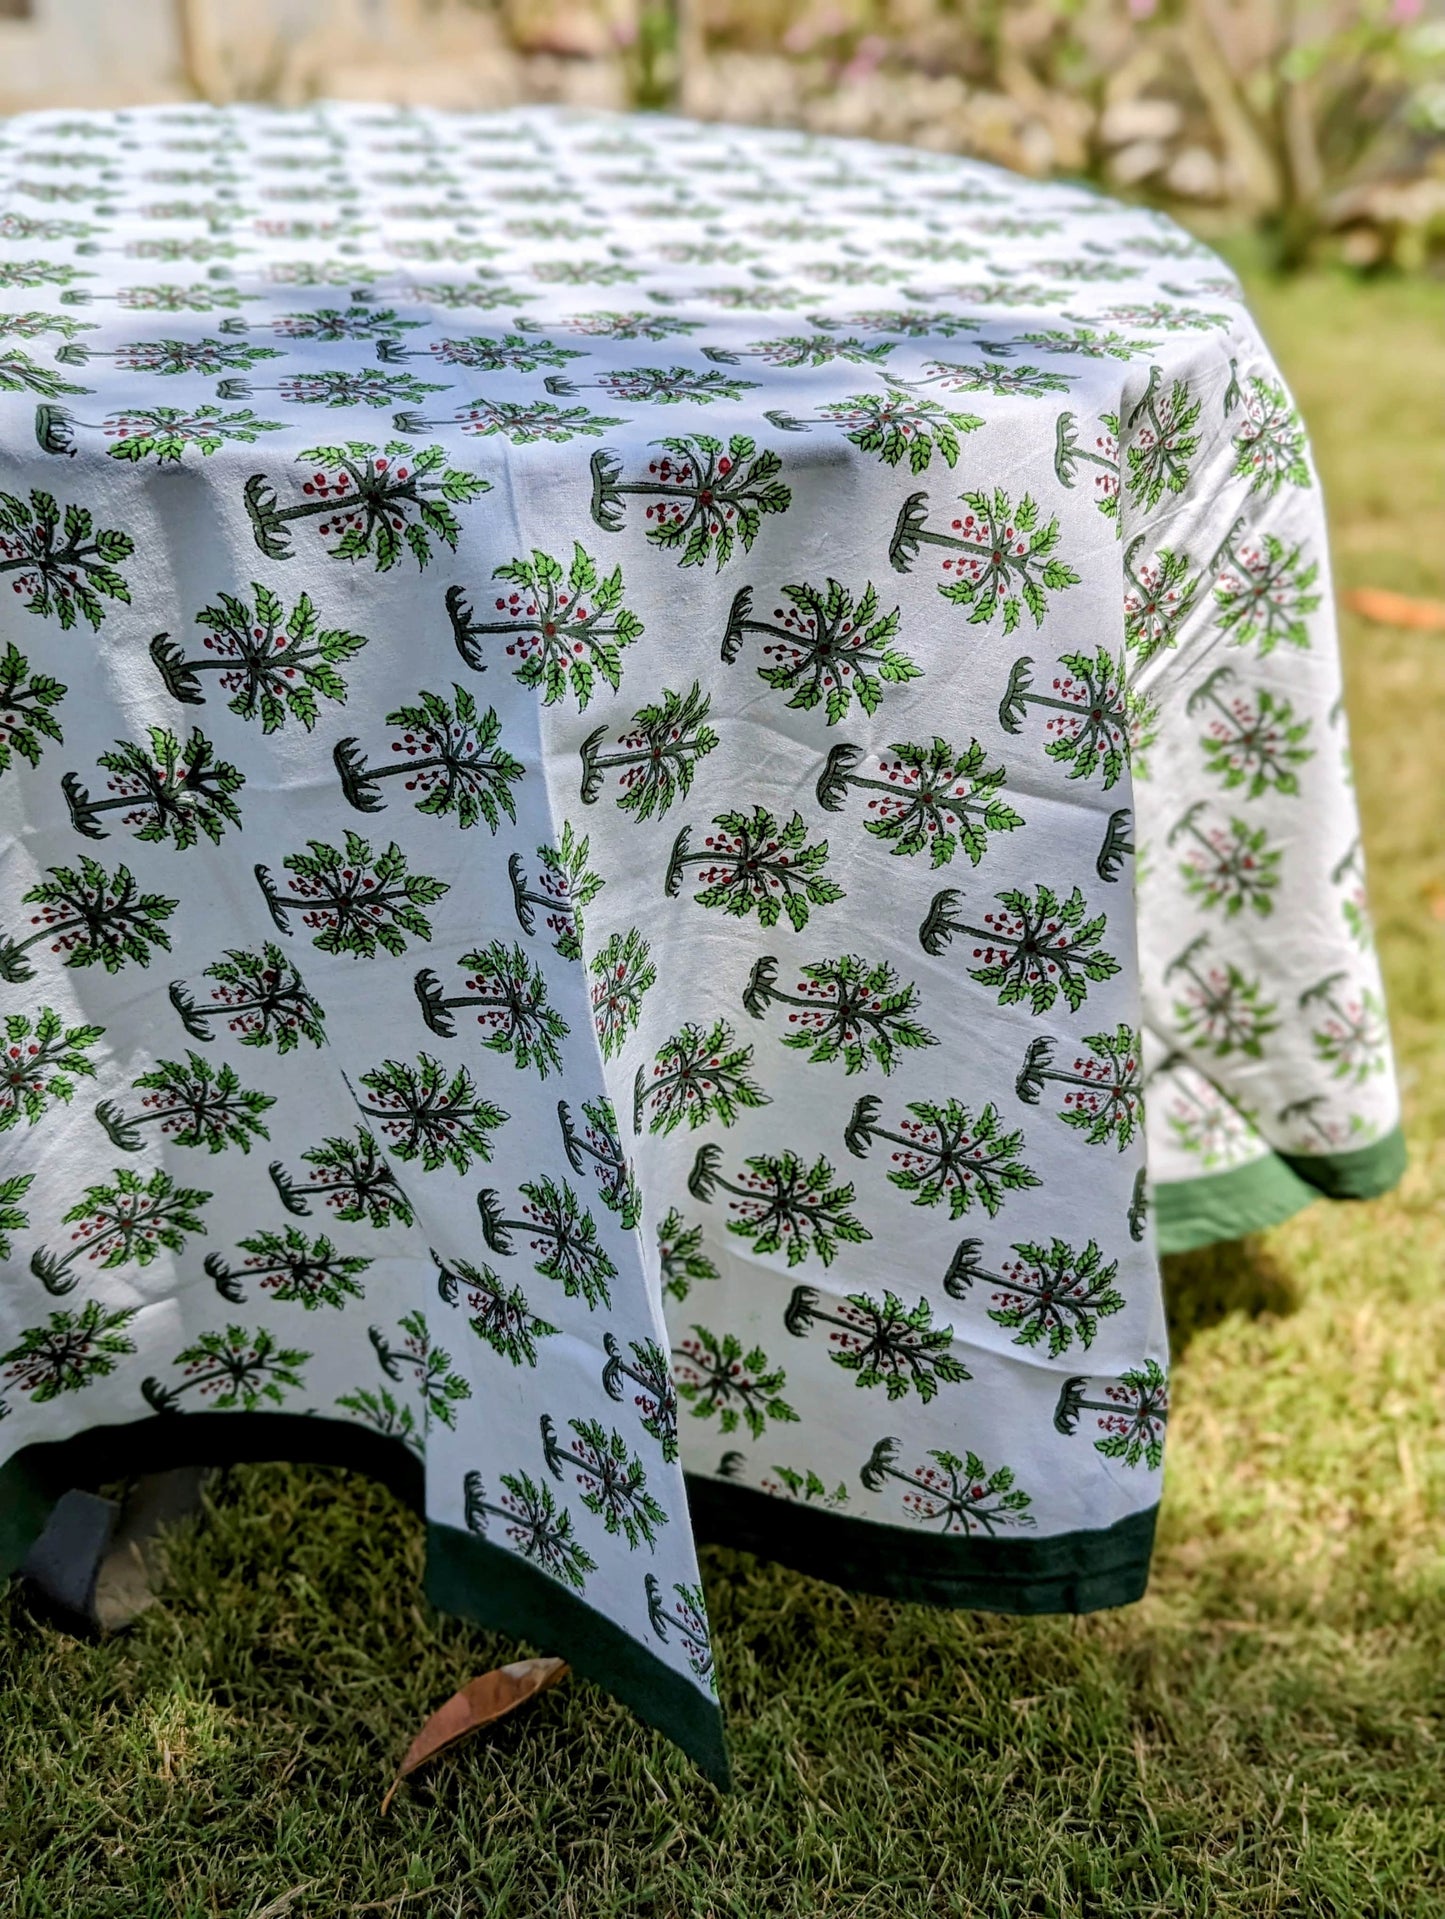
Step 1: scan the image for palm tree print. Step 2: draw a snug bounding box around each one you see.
[721,579,918,726]
[335,684,523,831]
[997,651,1141,793]
[784,1286,969,1403]
[1016,1028,1144,1150]
[688,1142,870,1268]
[263,305,426,344]
[1300,973,1390,1086]
[860,1438,1034,1536]
[436,1252,558,1368]
[256,832,449,961]
[1162,1069,1261,1171]
[665,806,843,933]
[945,1236,1125,1355]
[37,401,282,464]
[702,333,895,369]
[765,384,981,473]
[83,281,255,313]
[1188,667,1312,798]
[1054,1361,1168,1469]
[0,487,134,630]
[169,944,325,1054]
[270,1128,414,1231]
[1121,366,1201,511]
[844,1093,1039,1219]
[0,258,90,289]
[392,396,620,444]
[364,1312,470,1430]
[352,1054,505,1175]
[0,1171,33,1261]
[1052,407,1121,524]
[97,1051,274,1156]
[919,884,1120,1016]
[645,1576,715,1690]
[508,824,603,962]
[1212,529,1319,655]
[142,1324,309,1414]
[1231,375,1310,498]
[672,1327,798,1442]
[541,1413,668,1550]
[1170,805,1280,917]
[2,1300,137,1404]
[464,1468,595,1592]
[479,1178,616,1311]
[31,1166,209,1295]
[830,308,981,339]
[556,311,703,341]
[589,435,790,570]
[62,725,244,849]
[0,642,65,777]
[558,1097,640,1230]
[756,1462,850,1507]
[203,1227,369,1310]
[590,928,656,1060]
[632,1019,767,1137]
[1166,935,1279,1059]
[217,368,447,411]
[54,335,280,377]
[0,1007,103,1131]
[909,357,1073,400]
[244,440,490,572]
[1122,537,1197,662]
[414,941,568,1079]
[579,682,719,820]
[149,584,368,733]
[816,736,1022,867]
[449,543,643,709]
[0,345,88,401]
[416,331,584,372]
[657,1207,718,1304]
[0,856,177,982]
[602,1333,677,1460]
[890,487,1080,633]
[333,1384,421,1454]
[744,952,936,1075]
[545,365,756,407]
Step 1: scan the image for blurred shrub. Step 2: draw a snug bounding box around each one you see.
[505,0,1445,269]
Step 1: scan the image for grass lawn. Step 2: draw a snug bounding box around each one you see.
[3,261,1443,1919]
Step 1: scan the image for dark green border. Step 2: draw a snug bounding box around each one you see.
[1154,1125,1406,1255]
[0,1413,728,1789]
[686,1475,1157,1614]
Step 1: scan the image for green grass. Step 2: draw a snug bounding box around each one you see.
[3,265,1444,1919]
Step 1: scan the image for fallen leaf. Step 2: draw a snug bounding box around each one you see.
[1343,587,1445,631]
[381,1657,568,1812]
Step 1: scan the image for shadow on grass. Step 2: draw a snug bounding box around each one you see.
[1162,1235,1302,1359]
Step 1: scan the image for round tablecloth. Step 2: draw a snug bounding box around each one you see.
[0,102,1404,1782]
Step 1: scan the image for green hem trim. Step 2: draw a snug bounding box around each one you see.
[685,1475,1157,1614]
[426,1520,727,1787]
[1154,1125,1407,1255]
[0,1414,727,1789]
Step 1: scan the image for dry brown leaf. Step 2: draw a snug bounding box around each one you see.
[381,1657,568,1812]
[1343,587,1445,631]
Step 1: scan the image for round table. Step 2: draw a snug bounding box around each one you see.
[0,102,1403,1783]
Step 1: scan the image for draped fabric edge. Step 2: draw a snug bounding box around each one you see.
[0,1410,729,1788]
[1153,1124,1406,1256]
[0,1404,1171,1784]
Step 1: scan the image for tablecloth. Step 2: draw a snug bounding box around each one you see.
[0,102,1404,1784]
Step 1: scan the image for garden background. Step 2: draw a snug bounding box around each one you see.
[1,4,1443,1915]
